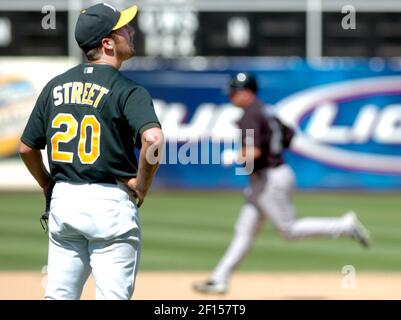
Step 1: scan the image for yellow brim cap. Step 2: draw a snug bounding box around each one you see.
[113,5,138,30]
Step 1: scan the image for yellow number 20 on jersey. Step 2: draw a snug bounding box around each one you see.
[51,113,101,164]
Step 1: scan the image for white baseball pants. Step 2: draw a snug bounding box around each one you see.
[45,181,141,300]
[211,164,355,283]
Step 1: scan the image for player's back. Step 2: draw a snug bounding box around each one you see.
[36,63,153,184]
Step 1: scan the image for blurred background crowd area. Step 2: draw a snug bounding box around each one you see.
[1,0,401,59]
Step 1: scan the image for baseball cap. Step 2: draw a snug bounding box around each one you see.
[228,72,258,94]
[75,3,138,52]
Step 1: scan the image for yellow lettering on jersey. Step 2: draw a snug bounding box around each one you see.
[82,82,93,106]
[51,113,78,163]
[93,87,110,108]
[71,82,83,104]
[78,115,101,164]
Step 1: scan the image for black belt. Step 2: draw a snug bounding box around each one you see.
[56,179,118,185]
[94,179,118,185]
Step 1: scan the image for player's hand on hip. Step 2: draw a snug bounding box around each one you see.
[126,177,147,208]
[132,188,146,208]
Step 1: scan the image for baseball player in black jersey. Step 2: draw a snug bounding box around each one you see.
[19,3,163,300]
[193,72,370,294]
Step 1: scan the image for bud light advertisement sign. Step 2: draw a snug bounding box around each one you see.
[122,58,401,190]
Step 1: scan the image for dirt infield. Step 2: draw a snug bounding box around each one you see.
[0,272,400,300]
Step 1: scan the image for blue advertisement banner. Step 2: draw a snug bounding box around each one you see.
[122,58,401,190]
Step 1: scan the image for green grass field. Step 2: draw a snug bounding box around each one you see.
[0,191,400,271]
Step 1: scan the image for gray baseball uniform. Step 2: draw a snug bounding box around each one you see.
[210,100,358,284]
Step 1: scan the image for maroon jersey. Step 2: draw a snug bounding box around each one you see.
[236,99,294,173]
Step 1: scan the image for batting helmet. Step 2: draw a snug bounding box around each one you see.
[228,72,258,94]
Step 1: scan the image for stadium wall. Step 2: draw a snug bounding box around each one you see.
[1,57,400,190]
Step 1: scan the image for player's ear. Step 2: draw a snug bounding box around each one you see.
[101,37,114,50]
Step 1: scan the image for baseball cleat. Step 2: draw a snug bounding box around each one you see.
[344,211,371,248]
[192,280,228,294]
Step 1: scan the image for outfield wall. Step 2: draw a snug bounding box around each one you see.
[122,57,401,190]
[0,58,77,190]
[1,57,401,190]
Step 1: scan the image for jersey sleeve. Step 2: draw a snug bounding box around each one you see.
[123,86,161,149]
[20,87,48,149]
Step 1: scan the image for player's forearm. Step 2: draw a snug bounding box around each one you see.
[136,128,164,193]
[136,153,159,192]
[19,143,52,188]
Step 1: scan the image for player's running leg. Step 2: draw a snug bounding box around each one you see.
[193,203,264,294]
[257,165,371,246]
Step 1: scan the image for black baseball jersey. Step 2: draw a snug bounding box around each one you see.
[21,63,160,184]
[237,99,294,173]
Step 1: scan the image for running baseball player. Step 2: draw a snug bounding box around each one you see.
[193,72,371,294]
[19,3,163,300]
